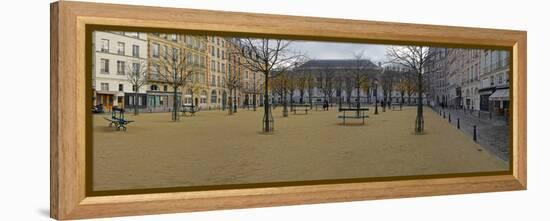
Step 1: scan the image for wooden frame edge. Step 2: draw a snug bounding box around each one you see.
[50,1,527,220]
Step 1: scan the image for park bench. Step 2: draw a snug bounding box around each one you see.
[338,107,369,125]
[292,104,311,115]
[104,107,133,131]
[181,105,199,116]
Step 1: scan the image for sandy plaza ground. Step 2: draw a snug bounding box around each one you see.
[92,106,508,191]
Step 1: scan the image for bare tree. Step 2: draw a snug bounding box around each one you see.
[125,60,148,115]
[231,38,302,133]
[334,74,345,109]
[224,67,243,115]
[350,52,372,110]
[152,44,194,121]
[386,46,435,134]
[319,67,335,106]
[343,74,354,107]
[295,72,308,104]
[394,75,408,110]
[271,71,293,117]
[381,69,398,111]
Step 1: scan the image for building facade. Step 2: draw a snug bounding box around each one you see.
[92,31,148,112]
[93,31,269,113]
[426,47,510,115]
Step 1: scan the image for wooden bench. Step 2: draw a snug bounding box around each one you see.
[292,104,311,115]
[338,107,369,125]
[181,105,198,116]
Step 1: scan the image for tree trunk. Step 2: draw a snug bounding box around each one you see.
[283,90,288,117]
[262,71,272,132]
[415,71,424,134]
[172,87,178,121]
[133,88,139,116]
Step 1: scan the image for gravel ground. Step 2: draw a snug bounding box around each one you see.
[93,106,508,191]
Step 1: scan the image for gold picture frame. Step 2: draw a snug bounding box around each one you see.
[50,1,527,220]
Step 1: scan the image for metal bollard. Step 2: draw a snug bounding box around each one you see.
[473,125,477,142]
[448,113,451,123]
[443,112,446,118]
[457,118,460,129]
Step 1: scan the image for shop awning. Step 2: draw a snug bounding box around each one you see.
[489,89,509,101]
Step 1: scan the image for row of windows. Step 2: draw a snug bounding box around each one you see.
[101,39,141,57]
[99,59,141,75]
[150,43,206,67]
[99,82,138,92]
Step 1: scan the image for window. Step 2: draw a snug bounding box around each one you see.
[132,63,140,75]
[221,63,225,73]
[132,45,139,57]
[200,91,207,104]
[221,50,225,59]
[211,75,216,86]
[490,76,495,86]
[211,46,215,56]
[217,48,220,58]
[151,85,158,91]
[118,84,124,92]
[152,43,159,58]
[100,59,109,73]
[173,48,179,59]
[100,83,109,91]
[116,61,125,75]
[171,34,177,41]
[200,72,205,83]
[211,90,217,103]
[101,39,109,52]
[117,42,125,55]
[163,85,168,92]
[152,64,160,78]
[498,74,503,84]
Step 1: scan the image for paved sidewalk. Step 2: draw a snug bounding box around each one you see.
[431,107,510,162]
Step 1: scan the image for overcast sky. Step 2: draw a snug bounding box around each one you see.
[288,40,389,62]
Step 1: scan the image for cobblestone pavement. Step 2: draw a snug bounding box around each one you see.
[430,107,510,162]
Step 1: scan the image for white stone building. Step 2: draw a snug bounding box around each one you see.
[92,31,148,112]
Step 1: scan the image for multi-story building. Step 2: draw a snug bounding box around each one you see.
[427,47,509,114]
[146,33,209,112]
[479,49,510,114]
[92,31,148,112]
[207,36,227,109]
[425,48,449,107]
[446,48,483,110]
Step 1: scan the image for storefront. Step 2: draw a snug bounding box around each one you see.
[478,87,494,112]
[489,87,509,115]
[96,91,121,112]
[146,91,173,112]
[124,92,147,112]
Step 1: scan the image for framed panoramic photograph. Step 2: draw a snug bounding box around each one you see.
[50,1,527,220]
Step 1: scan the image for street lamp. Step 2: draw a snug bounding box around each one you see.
[374,79,379,115]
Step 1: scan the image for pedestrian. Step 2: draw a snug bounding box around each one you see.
[323,100,329,111]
